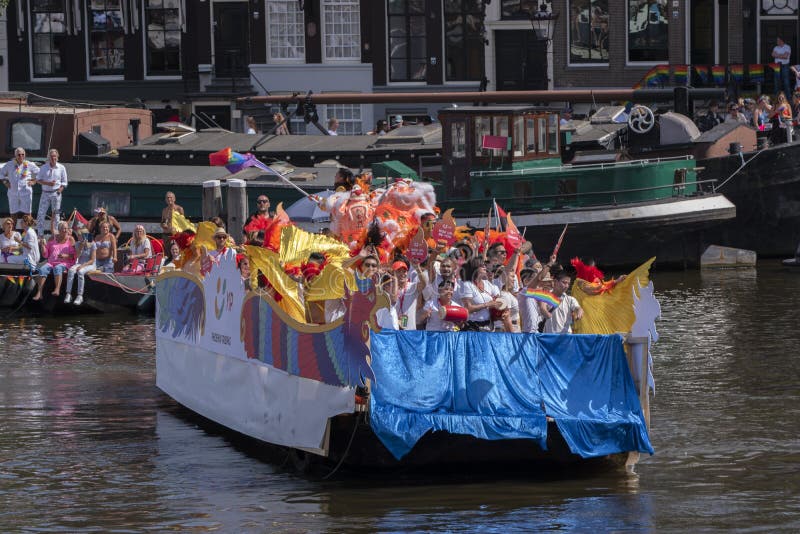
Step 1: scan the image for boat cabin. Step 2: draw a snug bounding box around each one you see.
[438,106,562,198]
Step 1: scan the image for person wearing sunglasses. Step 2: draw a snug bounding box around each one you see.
[244,195,272,243]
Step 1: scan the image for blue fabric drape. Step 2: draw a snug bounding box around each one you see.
[369,330,653,460]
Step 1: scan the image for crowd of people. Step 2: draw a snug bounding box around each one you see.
[697,93,799,136]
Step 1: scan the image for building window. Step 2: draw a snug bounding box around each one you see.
[568,0,608,64]
[145,0,181,76]
[268,0,305,60]
[761,0,798,16]
[88,0,125,75]
[444,0,484,81]
[8,119,45,154]
[326,104,362,135]
[501,0,541,19]
[31,0,68,78]
[451,121,466,158]
[628,0,668,63]
[388,0,427,82]
[323,0,360,60]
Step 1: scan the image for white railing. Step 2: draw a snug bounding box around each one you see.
[470,155,695,177]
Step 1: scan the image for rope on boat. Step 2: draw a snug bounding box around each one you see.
[321,412,363,480]
[94,273,155,295]
[715,149,764,191]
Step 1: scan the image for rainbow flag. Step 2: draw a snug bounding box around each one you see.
[643,66,662,87]
[748,64,764,83]
[693,65,710,85]
[767,62,782,89]
[673,65,688,85]
[711,65,726,85]
[522,288,561,308]
[209,147,285,178]
[729,64,744,83]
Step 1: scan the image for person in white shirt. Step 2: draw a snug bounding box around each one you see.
[5,214,40,265]
[773,36,793,97]
[460,257,501,331]
[420,280,461,332]
[327,117,339,136]
[391,258,425,330]
[422,256,462,304]
[36,148,68,237]
[1,147,39,225]
[541,269,584,334]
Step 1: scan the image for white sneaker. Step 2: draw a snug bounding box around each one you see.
[63,294,72,304]
[73,296,83,306]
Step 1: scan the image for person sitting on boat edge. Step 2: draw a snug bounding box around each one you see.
[94,221,117,273]
[460,257,502,332]
[541,268,583,334]
[419,280,463,332]
[64,230,96,306]
[87,207,122,240]
[32,221,76,301]
[0,217,21,262]
[124,225,152,272]
[6,214,40,266]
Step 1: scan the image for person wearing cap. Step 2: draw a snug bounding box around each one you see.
[391,115,404,129]
[35,148,68,237]
[63,228,96,306]
[1,147,40,227]
[391,257,425,330]
[209,227,234,260]
[87,207,122,240]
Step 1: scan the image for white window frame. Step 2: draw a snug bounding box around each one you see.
[142,0,183,80]
[266,0,306,63]
[28,0,69,81]
[566,0,609,67]
[325,103,363,135]
[625,0,670,66]
[85,0,126,80]
[321,0,361,62]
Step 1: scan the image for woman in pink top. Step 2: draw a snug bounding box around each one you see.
[32,221,76,301]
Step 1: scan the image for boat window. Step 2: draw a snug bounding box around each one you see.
[451,120,466,159]
[512,116,524,156]
[493,116,509,139]
[526,118,536,153]
[548,114,559,154]
[474,116,491,156]
[538,117,547,153]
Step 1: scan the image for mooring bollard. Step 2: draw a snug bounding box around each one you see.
[226,179,247,244]
[202,180,223,221]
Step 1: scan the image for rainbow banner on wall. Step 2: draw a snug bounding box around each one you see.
[767,62,782,89]
[748,64,764,83]
[673,65,688,85]
[711,65,726,85]
[634,65,669,89]
[729,64,744,83]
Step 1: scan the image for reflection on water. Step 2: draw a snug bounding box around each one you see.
[0,264,798,531]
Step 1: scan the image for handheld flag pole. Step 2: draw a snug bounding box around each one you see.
[551,223,569,259]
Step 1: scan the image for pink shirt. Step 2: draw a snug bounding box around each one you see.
[45,239,76,268]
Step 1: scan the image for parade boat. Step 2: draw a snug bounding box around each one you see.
[154,223,659,473]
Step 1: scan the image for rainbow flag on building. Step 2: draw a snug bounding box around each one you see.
[711,65,726,85]
[767,62,782,89]
[748,64,764,83]
[673,65,689,85]
[729,64,744,83]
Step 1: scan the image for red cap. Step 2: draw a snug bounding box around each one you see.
[392,260,408,271]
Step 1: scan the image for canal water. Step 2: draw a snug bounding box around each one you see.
[0,264,798,532]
